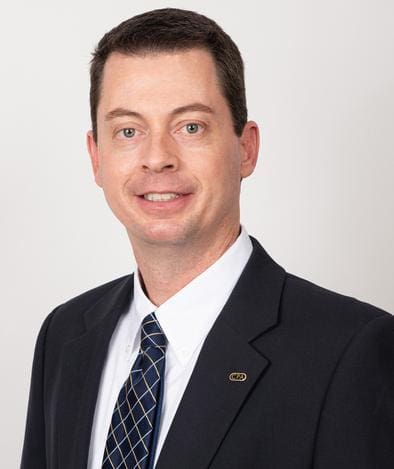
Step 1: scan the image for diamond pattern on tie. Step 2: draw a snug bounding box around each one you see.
[102,312,167,469]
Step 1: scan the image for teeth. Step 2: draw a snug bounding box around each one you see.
[144,193,180,202]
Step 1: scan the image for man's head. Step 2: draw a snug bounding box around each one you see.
[90,8,247,142]
[87,9,259,250]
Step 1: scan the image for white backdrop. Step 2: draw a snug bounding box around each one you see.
[1,1,393,466]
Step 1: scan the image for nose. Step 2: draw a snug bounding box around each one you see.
[141,131,179,173]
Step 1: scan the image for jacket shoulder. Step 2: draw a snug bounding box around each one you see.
[58,274,131,311]
[44,274,132,343]
[281,272,391,339]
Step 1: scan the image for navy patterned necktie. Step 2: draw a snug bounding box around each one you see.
[102,312,167,469]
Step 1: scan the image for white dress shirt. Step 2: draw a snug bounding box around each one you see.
[87,226,253,468]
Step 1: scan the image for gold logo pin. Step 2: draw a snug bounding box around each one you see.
[229,372,247,382]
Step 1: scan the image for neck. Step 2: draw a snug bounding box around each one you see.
[131,225,241,306]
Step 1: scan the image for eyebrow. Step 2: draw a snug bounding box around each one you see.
[105,102,215,121]
[171,103,215,116]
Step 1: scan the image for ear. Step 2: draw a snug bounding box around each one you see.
[239,121,260,179]
[86,130,103,187]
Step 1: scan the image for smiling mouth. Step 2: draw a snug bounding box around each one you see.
[143,192,181,202]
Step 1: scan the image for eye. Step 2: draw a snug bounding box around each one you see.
[185,123,201,134]
[121,128,136,138]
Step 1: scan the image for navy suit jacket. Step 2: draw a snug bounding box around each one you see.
[21,237,394,468]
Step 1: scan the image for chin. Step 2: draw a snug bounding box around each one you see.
[130,221,195,246]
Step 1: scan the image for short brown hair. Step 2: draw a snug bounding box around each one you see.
[89,8,247,141]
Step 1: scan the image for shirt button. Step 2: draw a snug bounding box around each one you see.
[125,344,132,358]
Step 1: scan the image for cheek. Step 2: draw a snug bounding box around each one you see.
[194,151,241,203]
[99,151,135,189]
[212,147,242,185]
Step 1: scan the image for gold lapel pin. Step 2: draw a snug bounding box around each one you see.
[229,372,247,382]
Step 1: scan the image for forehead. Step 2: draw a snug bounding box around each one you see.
[98,48,228,116]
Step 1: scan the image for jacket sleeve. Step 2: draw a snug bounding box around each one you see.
[20,309,57,469]
[313,313,394,469]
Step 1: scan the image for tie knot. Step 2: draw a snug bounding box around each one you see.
[140,312,167,352]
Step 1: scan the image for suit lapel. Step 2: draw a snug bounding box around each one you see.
[56,275,133,469]
[156,237,286,469]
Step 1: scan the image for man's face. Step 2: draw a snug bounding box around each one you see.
[87,48,258,249]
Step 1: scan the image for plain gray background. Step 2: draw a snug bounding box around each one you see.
[1,0,393,466]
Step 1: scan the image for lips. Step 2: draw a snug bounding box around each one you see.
[135,190,192,214]
[143,192,181,202]
[136,188,192,201]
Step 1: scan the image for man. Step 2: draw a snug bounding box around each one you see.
[21,8,394,469]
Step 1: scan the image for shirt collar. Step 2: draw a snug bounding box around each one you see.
[133,226,253,366]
